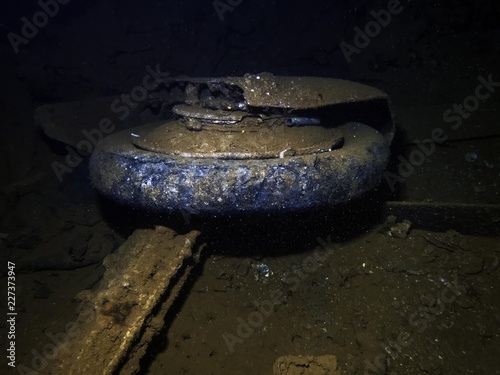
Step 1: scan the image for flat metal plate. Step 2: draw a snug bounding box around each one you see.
[181,73,388,109]
[132,119,344,159]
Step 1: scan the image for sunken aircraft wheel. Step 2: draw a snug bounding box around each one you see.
[90,73,395,213]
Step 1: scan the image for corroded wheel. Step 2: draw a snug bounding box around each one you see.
[90,74,395,213]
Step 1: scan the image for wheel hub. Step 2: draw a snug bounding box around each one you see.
[90,73,395,213]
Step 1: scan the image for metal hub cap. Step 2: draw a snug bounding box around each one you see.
[131,104,344,160]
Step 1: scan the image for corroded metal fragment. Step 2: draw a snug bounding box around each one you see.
[172,104,247,124]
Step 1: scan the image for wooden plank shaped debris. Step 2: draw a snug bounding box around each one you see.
[273,354,340,375]
[49,225,204,375]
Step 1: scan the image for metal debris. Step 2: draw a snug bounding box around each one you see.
[50,226,204,375]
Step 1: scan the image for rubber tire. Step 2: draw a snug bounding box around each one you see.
[90,122,390,214]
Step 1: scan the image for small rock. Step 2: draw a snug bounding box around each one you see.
[389,219,412,239]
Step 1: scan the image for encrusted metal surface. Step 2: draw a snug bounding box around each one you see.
[172,104,247,124]
[91,123,389,213]
[159,72,389,110]
[132,119,344,159]
[225,73,388,109]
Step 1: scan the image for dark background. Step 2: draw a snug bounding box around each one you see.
[0,1,499,374]
[2,0,498,95]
